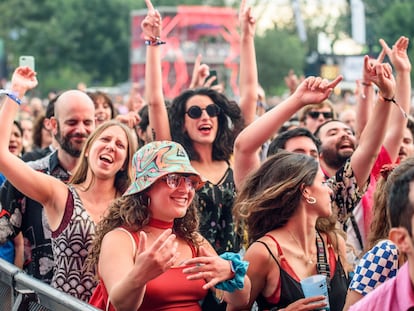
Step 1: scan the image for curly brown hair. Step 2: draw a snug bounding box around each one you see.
[88,190,202,271]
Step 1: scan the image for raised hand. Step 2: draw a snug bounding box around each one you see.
[183,246,234,290]
[362,49,386,84]
[380,36,411,73]
[364,57,395,99]
[239,0,255,38]
[11,66,38,95]
[133,229,179,282]
[292,75,342,107]
[188,54,211,89]
[284,69,304,94]
[141,0,162,41]
[116,111,141,129]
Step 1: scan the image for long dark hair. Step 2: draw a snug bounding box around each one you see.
[169,88,244,161]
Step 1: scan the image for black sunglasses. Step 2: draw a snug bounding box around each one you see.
[186,104,221,119]
[307,111,333,120]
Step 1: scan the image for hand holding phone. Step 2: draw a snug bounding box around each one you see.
[206,70,219,86]
[19,56,35,71]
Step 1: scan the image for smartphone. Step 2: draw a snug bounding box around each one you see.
[207,69,219,86]
[19,56,35,71]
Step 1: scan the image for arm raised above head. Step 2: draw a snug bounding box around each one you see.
[351,60,396,189]
[238,0,258,127]
[233,75,342,189]
[142,0,171,141]
[0,67,66,226]
[380,36,411,162]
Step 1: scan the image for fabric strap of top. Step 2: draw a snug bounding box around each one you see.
[316,230,331,284]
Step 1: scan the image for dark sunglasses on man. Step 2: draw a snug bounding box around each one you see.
[185,104,221,119]
[307,111,333,120]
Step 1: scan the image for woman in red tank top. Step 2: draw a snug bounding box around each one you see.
[88,140,250,311]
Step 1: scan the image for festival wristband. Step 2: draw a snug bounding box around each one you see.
[0,89,22,105]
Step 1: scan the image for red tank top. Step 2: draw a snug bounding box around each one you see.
[129,230,208,310]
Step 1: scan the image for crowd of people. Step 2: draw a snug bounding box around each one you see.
[0,0,414,310]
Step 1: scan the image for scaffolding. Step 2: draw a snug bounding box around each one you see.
[130,6,240,99]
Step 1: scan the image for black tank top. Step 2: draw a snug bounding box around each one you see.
[255,233,348,311]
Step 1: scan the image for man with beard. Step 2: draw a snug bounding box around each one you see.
[0,90,95,283]
[398,117,414,162]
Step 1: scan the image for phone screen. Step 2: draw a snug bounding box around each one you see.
[19,56,35,71]
[207,70,219,86]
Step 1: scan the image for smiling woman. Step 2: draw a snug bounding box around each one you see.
[88,140,251,311]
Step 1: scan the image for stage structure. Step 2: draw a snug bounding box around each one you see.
[130,6,240,99]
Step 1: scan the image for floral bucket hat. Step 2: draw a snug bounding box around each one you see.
[123,140,204,196]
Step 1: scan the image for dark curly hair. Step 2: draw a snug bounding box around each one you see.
[168,88,244,161]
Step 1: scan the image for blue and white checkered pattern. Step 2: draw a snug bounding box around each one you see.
[349,239,399,296]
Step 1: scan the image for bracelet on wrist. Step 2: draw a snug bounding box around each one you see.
[380,95,396,103]
[145,37,166,46]
[0,89,22,105]
[361,81,372,87]
[379,94,408,119]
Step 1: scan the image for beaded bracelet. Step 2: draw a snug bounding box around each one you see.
[215,252,249,293]
[0,89,22,105]
[145,37,166,46]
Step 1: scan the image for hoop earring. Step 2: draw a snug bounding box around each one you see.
[306,196,316,204]
[147,197,151,207]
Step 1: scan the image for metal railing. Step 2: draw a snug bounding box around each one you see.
[0,258,100,311]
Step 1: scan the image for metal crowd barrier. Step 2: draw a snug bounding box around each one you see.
[0,258,100,311]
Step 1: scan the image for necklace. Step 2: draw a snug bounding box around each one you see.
[148,218,174,229]
[287,229,316,265]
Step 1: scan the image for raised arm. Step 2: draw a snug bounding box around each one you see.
[143,0,171,141]
[0,67,67,226]
[238,0,258,126]
[380,36,411,162]
[355,50,386,139]
[351,60,396,189]
[233,75,342,189]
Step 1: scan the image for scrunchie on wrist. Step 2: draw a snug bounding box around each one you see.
[215,252,249,293]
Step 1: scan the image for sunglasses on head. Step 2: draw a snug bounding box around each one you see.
[185,104,221,119]
[307,111,333,120]
[161,173,200,191]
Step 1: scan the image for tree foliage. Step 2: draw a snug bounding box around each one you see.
[255,27,306,95]
[0,0,139,95]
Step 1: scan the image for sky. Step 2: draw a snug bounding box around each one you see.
[251,0,363,55]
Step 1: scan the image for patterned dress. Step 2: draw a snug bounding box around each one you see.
[51,185,97,302]
[196,164,240,254]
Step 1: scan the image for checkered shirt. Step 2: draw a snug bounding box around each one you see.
[349,239,399,296]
